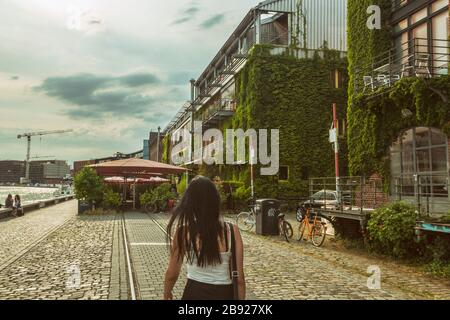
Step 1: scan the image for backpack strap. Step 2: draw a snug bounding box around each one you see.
[228,222,239,300]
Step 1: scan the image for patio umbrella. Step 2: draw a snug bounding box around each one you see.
[89,158,187,176]
[104,176,170,184]
[89,158,186,209]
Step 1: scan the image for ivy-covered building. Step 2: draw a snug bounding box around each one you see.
[347,0,449,214]
[161,0,348,200]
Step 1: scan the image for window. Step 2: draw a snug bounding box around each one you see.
[412,22,428,53]
[279,166,289,181]
[432,0,449,13]
[394,19,408,33]
[411,8,428,24]
[390,127,448,196]
[331,69,343,89]
[432,12,449,74]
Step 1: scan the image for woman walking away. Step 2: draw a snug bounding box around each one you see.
[14,195,23,217]
[164,176,246,300]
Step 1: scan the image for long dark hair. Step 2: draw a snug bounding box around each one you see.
[167,176,223,267]
[14,195,20,202]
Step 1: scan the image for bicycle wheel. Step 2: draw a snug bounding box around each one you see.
[297,222,306,241]
[236,212,255,232]
[282,221,293,242]
[145,203,157,214]
[311,222,326,247]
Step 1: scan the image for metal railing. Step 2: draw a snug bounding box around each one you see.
[355,38,449,93]
[195,98,237,123]
[309,176,389,215]
[392,173,450,215]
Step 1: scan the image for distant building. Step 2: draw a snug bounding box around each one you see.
[0,160,70,184]
[73,150,144,175]
[149,131,164,162]
[143,139,149,160]
[0,160,25,184]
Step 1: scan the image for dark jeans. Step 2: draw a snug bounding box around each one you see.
[182,279,234,300]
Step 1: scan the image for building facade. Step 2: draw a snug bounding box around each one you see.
[148,131,165,162]
[347,0,449,214]
[0,160,26,184]
[161,0,349,199]
[0,160,70,184]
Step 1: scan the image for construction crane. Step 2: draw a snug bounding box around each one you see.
[17,129,73,184]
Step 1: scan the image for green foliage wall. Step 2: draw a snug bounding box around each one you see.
[348,76,450,177]
[347,0,392,97]
[347,0,450,180]
[198,45,348,199]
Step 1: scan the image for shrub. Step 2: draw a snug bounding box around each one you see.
[74,167,105,206]
[102,189,122,210]
[367,201,422,259]
[140,184,176,211]
[177,174,187,195]
[233,185,252,209]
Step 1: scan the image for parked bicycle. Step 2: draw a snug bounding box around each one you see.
[296,204,327,247]
[144,198,166,214]
[236,198,256,231]
[277,210,293,242]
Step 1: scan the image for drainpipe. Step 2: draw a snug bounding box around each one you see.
[156,126,161,162]
[188,78,196,186]
[255,10,261,45]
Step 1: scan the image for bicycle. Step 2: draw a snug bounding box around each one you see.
[277,210,293,242]
[296,204,327,247]
[236,199,256,232]
[144,198,166,214]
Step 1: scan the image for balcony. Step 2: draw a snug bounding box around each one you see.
[354,38,449,94]
[196,98,237,130]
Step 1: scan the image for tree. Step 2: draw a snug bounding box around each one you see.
[74,167,105,206]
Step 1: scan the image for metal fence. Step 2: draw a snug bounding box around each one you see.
[392,174,450,215]
[309,176,389,214]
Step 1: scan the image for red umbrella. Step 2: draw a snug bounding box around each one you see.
[104,176,170,184]
[89,159,186,209]
[89,158,187,176]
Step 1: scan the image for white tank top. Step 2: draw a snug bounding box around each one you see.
[186,224,232,285]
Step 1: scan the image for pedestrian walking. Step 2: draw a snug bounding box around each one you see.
[163,176,246,300]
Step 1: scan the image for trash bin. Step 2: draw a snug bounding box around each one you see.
[255,199,280,236]
[78,200,92,214]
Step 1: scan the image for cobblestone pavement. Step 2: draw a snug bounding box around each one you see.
[1,205,449,300]
[0,201,76,270]
[0,206,116,300]
[123,212,186,300]
[236,216,450,300]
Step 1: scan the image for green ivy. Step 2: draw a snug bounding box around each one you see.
[348,76,450,179]
[196,45,348,199]
[347,0,392,97]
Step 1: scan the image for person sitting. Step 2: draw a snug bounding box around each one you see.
[13,195,23,217]
[5,194,15,217]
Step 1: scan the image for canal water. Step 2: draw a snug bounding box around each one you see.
[0,186,61,205]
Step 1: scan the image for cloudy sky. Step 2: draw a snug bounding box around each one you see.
[0,0,256,166]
